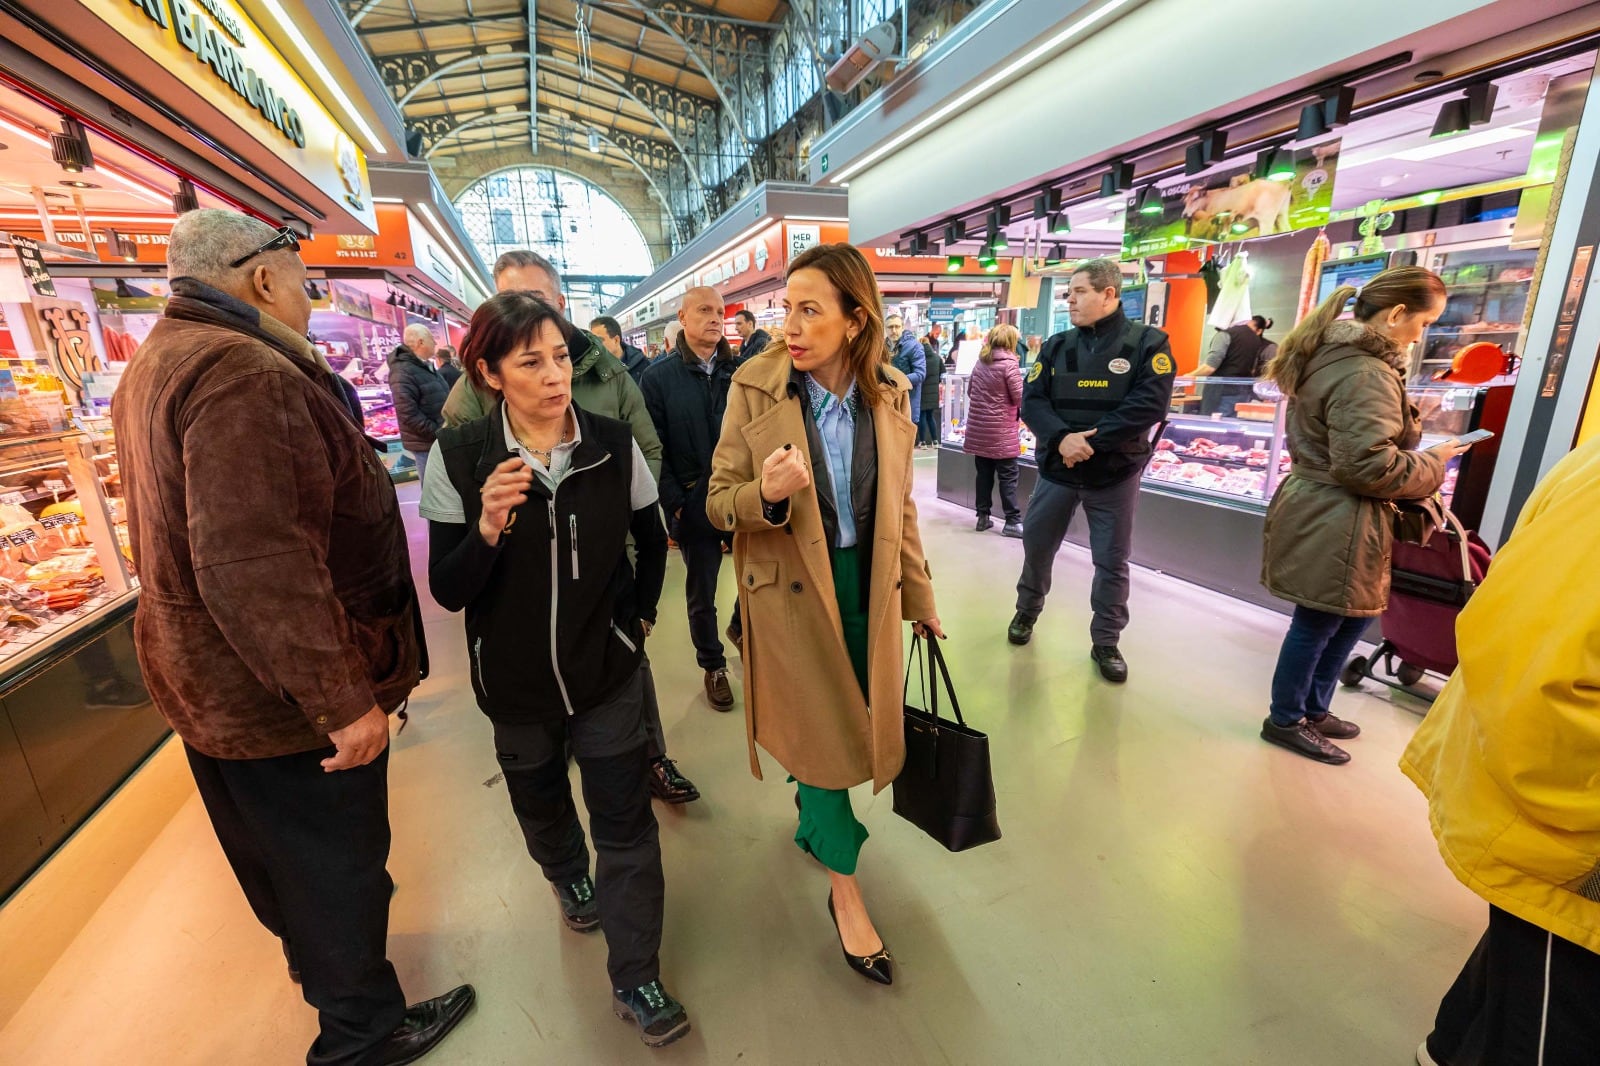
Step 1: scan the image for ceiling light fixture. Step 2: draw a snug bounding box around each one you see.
[173,178,200,214]
[1185,129,1228,175]
[943,220,965,246]
[1050,212,1071,235]
[1135,186,1164,215]
[50,116,94,173]
[1297,85,1355,141]
[1255,147,1296,181]
[60,179,98,189]
[1100,160,1135,198]
[988,227,1009,252]
[256,0,388,154]
[946,255,964,272]
[1430,98,1471,138]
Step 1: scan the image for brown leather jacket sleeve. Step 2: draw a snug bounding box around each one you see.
[1324,365,1447,499]
[184,369,376,734]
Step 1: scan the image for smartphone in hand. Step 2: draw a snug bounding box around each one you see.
[1455,428,1496,447]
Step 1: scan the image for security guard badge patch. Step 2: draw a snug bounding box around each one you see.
[1027,362,1044,382]
[1152,353,1174,375]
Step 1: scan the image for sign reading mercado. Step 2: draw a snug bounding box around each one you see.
[1122,141,1342,258]
[85,0,376,230]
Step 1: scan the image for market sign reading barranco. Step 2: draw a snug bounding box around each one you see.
[128,0,307,149]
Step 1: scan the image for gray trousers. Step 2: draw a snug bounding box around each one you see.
[1015,473,1142,646]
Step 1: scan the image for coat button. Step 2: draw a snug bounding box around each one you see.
[790,581,803,593]
[747,575,755,586]
[726,513,734,527]
[896,579,903,589]
[315,714,328,725]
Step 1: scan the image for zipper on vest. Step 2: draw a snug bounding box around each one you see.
[543,450,611,719]
[472,637,487,700]
[569,514,579,581]
[611,622,637,653]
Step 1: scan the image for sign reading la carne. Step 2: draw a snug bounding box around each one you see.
[128,0,306,148]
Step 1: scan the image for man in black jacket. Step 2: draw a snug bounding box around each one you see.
[640,286,740,712]
[733,308,770,360]
[591,315,650,385]
[389,324,451,483]
[1009,259,1175,682]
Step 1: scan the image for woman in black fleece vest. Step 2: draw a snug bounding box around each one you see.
[419,293,689,1048]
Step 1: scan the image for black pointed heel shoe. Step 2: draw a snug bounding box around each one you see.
[827,891,893,986]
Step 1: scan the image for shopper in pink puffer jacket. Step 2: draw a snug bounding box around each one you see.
[963,323,1026,536]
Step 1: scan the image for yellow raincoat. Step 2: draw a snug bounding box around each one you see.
[1401,436,1600,953]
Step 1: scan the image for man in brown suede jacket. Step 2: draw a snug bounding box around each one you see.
[112,209,473,1066]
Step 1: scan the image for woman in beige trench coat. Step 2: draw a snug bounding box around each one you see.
[707,244,940,986]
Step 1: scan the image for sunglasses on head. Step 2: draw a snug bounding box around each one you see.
[229,226,302,269]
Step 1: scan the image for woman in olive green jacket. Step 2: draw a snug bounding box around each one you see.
[1259,267,1466,765]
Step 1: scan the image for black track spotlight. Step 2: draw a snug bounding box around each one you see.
[115,278,135,299]
[172,178,200,214]
[946,255,964,273]
[1254,147,1296,182]
[50,116,94,173]
[1185,129,1228,175]
[1134,186,1164,216]
[1032,190,1063,220]
[1049,212,1071,235]
[985,205,1011,233]
[943,220,966,246]
[909,232,928,255]
[1299,86,1355,140]
[988,227,1010,253]
[387,290,399,305]
[1100,160,1135,198]
[1465,82,1499,126]
[305,280,325,301]
[1430,98,1470,138]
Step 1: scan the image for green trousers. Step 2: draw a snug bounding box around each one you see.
[793,546,871,875]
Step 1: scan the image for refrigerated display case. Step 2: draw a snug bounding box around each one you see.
[935,372,1509,612]
[1416,244,1536,383]
[0,409,164,900]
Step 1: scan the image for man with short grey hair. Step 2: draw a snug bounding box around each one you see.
[113,208,474,1065]
[1009,258,1175,683]
[390,322,449,483]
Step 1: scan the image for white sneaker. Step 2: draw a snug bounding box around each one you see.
[1416,1039,1441,1066]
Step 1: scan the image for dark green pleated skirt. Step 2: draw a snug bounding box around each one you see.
[793,545,870,875]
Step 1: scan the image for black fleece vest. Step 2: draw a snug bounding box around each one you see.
[437,404,643,722]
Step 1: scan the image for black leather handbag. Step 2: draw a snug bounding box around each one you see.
[892,636,1001,853]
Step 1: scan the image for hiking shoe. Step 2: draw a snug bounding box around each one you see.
[1007,612,1034,646]
[648,757,700,804]
[1307,713,1361,740]
[1261,718,1351,765]
[613,980,691,1048]
[552,875,600,932]
[1091,644,1128,683]
[704,668,734,712]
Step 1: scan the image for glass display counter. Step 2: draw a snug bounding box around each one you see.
[936,372,1507,612]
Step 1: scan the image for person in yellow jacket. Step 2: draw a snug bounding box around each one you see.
[1401,434,1600,1066]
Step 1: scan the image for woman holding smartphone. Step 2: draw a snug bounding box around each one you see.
[419,292,688,1047]
[1259,267,1469,766]
[707,244,942,986]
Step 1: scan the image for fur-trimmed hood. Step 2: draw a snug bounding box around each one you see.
[1308,319,1410,375]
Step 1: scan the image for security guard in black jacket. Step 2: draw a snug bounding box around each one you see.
[1009,259,1176,682]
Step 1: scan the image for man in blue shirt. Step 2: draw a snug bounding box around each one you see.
[884,314,925,422]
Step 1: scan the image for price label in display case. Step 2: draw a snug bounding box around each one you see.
[40,513,80,529]
[0,491,26,506]
[7,528,38,547]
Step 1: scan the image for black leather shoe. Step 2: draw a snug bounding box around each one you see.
[1307,713,1361,740]
[1261,718,1351,765]
[975,514,993,532]
[828,892,892,986]
[612,980,691,1048]
[1091,644,1128,683]
[282,938,300,984]
[1001,521,1024,539]
[355,984,476,1066]
[648,757,700,804]
[1007,612,1034,646]
[552,875,600,932]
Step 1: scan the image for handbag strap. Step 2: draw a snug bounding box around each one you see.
[906,633,968,728]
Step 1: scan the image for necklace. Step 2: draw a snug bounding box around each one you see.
[513,422,571,464]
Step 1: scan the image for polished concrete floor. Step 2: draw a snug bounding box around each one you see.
[0,456,1486,1065]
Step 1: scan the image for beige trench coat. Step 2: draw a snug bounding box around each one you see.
[706,349,936,793]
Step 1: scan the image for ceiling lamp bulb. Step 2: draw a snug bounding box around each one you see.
[1050,212,1071,235]
[989,229,1009,252]
[1135,186,1164,215]
[946,255,964,273]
